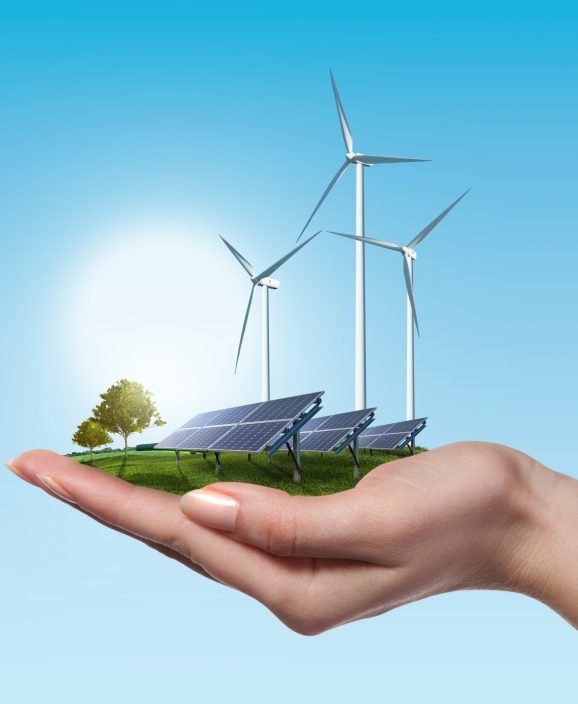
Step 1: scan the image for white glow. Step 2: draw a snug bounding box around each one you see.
[59,217,260,439]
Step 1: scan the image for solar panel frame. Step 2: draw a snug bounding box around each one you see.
[246,391,324,422]
[313,409,376,431]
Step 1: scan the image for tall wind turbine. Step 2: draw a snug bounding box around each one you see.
[221,232,319,401]
[330,189,469,422]
[298,70,429,411]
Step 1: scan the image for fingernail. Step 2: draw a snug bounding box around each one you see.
[36,473,77,504]
[181,489,238,532]
[4,459,26,480]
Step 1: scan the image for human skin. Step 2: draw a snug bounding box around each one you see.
[5,442,578,634]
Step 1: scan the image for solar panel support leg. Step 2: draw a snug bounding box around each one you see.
[285,442,301,484]
[215,451,221,474]
[409,439,415,456]
[349,441,360,480]
[176,450,181,467]
[248,453,252,462]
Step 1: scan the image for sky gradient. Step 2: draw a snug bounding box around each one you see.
[1,1,577,701]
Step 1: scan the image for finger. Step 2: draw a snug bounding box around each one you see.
[6,453,215,578]
[10,450,202,559]
[179,481,393,561]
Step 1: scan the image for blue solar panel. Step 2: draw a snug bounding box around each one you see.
[300,416,328,431]
[180,410,225,429]
[209,420,289,452]
[365,432,409,450]
[177,425,235,449]
[155,428,198,449]
[386,418,427,434]
[300,428,350,452]
[155,392,324,453]
[247,391,323,422]
[208,403,262,426]
[316,409,375,430]
[359,423,394,437]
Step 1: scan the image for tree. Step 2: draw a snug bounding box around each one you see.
[91,379,166,458]
[72,420,113,461]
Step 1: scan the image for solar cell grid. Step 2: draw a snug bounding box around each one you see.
[366,432,409,449]
[300,416,328,431]
[209,420,289,452]
[300,428,349,452]
[208,402,262,426]
[386,418,426,434]
[360,423,394,437]
[317,409,374,430]
[180,409,225,429]
[155,428,198,449]
[247,391,323,422]
[177,425,235,449]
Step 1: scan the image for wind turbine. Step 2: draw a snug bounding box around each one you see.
[330,189,469,425]
[298,70,429,411]
[221,231,319,401]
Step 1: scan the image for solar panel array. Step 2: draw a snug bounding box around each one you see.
[299,408,375,453]
[155,391,324,454]
[358,417,427,450]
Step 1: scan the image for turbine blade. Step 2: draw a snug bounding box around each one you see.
[329,231,403,252]
[234,285,256,373]
[220,235,256,278]
[297,161,350,241]
[358,154,430,165]
[403,253,420,337]
[256,231,320,281]
[330,70,353,153]
[407,189,470,249]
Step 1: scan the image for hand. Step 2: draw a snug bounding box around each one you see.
[5,442,578,634]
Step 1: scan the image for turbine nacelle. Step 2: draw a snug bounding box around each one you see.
[402,246,417,260]
[346,152,372,165]
[257,277,280,289]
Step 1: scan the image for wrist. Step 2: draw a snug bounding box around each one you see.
[498,452,578,628]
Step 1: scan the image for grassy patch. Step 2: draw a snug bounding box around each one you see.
[71,448,421,496]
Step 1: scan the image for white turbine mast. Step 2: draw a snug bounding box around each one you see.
[297,70,429,413]
[221,231,319,401]
[330,188,470,425]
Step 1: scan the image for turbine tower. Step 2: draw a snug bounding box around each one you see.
[330,189,469,423]
[298,70,429,411]
[221,232,319,401]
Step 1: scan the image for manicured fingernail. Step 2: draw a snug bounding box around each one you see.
[181,489,238,532]
[36,473,77,504]
[4,459,26,480]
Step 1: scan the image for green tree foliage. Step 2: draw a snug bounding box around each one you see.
[91,379,166,458]
[72,419,113,461]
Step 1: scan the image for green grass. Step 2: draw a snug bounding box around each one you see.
[71,448,421,496]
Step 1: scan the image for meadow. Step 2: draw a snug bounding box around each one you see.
[71,448,421,496]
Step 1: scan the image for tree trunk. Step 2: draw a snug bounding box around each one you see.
[124,435,128,458]
[90,448,93,461]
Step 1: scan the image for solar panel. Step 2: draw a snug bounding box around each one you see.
[359,423,394,437]
[155,428,199,450]
[179,410,224,429]
[300,428,351,452]
[207,403,262,426]
[176,425,235,449]
[298,408,375,454]
[247,392,323,422]
[155,391,324,454]
[365,432,409,450]
[358,417,427,450]
[300,416,328,431]
[315,409,375,431]
[209,420,289,452]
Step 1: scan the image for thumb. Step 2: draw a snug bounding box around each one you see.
[180,482,382,560]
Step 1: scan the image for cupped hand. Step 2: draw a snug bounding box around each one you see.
[5,442,577,633]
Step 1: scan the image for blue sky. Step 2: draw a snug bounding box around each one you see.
[1,1,577,701]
